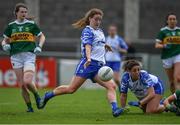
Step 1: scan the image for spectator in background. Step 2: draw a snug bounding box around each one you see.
[1,3,45,112]
[105,24,128,85]
[39,8,123,117]
[155,13,180,93]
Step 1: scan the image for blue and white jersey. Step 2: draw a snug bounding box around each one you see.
[120,70,161,100]
[81,26,106,63]
[105,35,128,62]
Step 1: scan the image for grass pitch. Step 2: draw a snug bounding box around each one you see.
[0,88,180,124]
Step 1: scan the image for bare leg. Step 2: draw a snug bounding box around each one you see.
[93,75,123,117]
[146,94,165,113]
[164,68,175,93]
[53,76,86,95]
[113,71,120,86]
[174,62,180,90]
[23,70,37,94]
[39,76,86,109]
[93,75,117,103]
[14,68,33,111]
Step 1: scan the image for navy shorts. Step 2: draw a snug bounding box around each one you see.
[154,79,164,95]
[106,61,121,72]
[75,58,104,81]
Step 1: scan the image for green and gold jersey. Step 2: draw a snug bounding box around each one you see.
[174,90,180,108]
[156,26,180,59]
[3,19,42,56]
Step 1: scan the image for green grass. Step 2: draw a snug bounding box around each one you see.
[0,88,179,124]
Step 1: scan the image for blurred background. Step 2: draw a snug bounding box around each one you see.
[0,0,180,89]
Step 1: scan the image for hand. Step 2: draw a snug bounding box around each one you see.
[105,44,113,51]
[166,104,177,113]
[34,46,42,54]
[2,44,11,52]
[128,101,140,107]
[84,59,91,69]
[163,44,171,49]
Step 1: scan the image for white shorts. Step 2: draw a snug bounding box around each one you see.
[10,52,36,72]
[162,54,180,69]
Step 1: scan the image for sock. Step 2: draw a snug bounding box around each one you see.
[111,102,118,111]
[27,102,33,109]
[34,92,40,100]
[46,91,55,100]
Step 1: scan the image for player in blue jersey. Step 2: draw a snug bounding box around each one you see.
[105,24,128,85]
[120,60,165,113]
[39,8,123,117]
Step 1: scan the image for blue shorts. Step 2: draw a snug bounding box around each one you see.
[106,61,121,72]
[75,58,104,81]
[154,79,164,95]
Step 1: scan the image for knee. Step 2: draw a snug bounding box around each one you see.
[146,108,157,113]
[175,75,180,83]
[114,79,120,86]
[107,82,117,90]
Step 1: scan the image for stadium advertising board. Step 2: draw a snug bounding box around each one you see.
[0,57,57,88]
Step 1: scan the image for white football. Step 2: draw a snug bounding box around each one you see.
[98,66,113,81]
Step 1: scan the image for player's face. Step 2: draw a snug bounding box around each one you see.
[108,26,117,37]
[167,15,177,28]
[129,65,140,81]
[16,7,27,20]
[89,14,102,29]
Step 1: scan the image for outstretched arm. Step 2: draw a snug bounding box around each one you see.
[120,93,127,108]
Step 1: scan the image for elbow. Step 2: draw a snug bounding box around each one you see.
[150,92,155,99]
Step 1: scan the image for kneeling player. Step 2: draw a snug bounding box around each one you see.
[164,89,180,116]
[120,60,165,113]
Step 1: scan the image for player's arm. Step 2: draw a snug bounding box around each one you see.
[163,94,176,107]
[37,33,45,48]
[1,37,11,52]
[120,93,127,108]
[1,37,10,46]
[139,87,155,106]
[155,40,164,49]
[118,37,128,54]
[105,44,112,51]
[84,43,92,68]
[118,47,127,54]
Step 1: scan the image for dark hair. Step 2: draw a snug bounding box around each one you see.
[165,12,177,26]
[123,60,141,71]
[72,8,103,29]
[14,3,28,18]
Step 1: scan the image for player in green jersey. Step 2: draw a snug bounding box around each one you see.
[155,13,180,93]
[1,3,45,112]
[164,89,180,116]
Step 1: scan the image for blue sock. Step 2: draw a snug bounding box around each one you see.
[111,102,118,111]
[46,91,55,100]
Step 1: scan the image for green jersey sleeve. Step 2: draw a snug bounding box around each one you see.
[156,30,165,42]
[32,23,42,36]
[3,24,12,38]
[175,90,180,99]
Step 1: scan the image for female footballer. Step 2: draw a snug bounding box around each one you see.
[105,24,128,86]
[120,60,165,113]
[1,3,45,112]
[155,13,180,93]
[39,8,123,117]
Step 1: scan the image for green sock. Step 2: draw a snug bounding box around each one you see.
[34,92,40,100]
[27,102,32,109]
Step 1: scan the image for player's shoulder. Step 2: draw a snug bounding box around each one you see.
[8,21,16,26]
[160,26,168,31]
[122,72,130,82]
